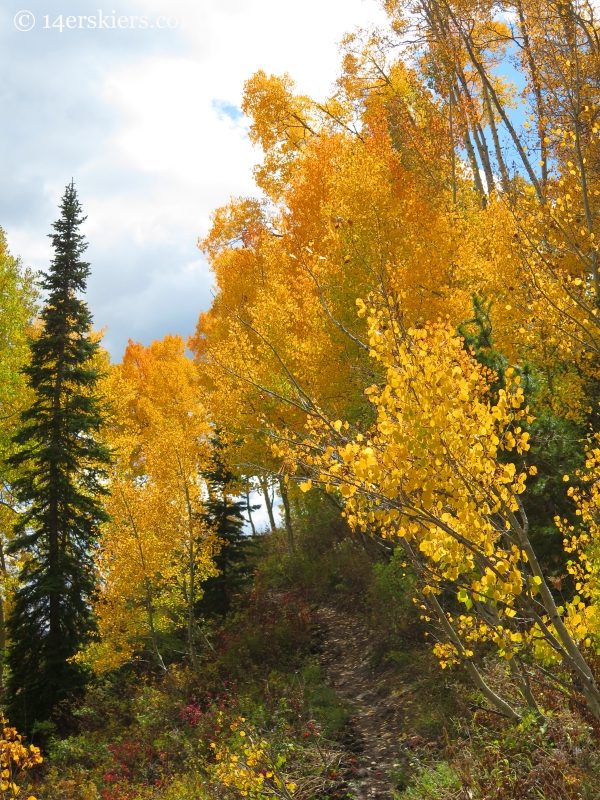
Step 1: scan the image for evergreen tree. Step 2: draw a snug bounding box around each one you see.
[6,183,110,733]
[196,456,255,618]
[457,294,508,393]
[458,294,583,577]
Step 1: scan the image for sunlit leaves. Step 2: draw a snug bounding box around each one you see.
[83,336,219,673]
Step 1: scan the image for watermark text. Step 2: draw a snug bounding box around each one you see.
[15,10,191,32]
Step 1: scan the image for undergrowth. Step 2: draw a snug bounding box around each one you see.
[19,498,600,798]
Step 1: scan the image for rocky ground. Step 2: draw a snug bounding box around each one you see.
[317,606,439,799]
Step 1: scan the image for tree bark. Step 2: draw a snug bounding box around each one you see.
[0,537,7,689]
[259,474,277,532]
[121,490,166,672]
[246,486,257,537]
[279,478,295,554]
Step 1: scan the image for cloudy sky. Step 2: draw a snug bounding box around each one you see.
[1,0,388,359]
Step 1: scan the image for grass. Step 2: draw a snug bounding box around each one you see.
[395,762,461,799]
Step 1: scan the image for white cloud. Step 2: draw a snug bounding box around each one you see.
[3,0,389,357]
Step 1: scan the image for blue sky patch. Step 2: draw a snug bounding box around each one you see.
[211,99,244,122]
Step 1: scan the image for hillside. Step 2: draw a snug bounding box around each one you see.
[17,512,600,799]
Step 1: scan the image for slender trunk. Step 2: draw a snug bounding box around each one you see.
[450,82,484,197]
[49,341,66,648]
[571,48,600,306]
[180,462,201,676]
[423,1,486,199]
[246,487,257,537]
[503,499,600,720]
[279,478,295,554]
[473,120,495,194]
[479,596,544,722]
[193,615,217,658]
[0,538,6,688]
[448,9,543,200]
[482,81,510,195]
[121,489,166,672]
[398,536,521,721]
[515,0,548,191]
[449,89,457,204]
[428,591,521,721]
[453,60,493,193]
[464,126,486,198]
[187,550,201,675]
[509,657,543,722]
[259,475,277,532]
[185,577,201,675]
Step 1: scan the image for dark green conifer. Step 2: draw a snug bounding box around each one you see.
[196,456,255,618]
[458,294,583,578]
[6,183,110,732]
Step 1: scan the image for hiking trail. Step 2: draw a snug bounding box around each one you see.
[317,606,439,799]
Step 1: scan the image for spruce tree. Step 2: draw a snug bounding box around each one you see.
[196,457,255,618]
[458,294,583,577]
[7,183,110,732]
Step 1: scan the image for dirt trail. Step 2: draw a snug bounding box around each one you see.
[317,606,423,799]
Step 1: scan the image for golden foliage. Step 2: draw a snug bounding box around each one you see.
[84,336,219,672]
[0,718,41,800]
